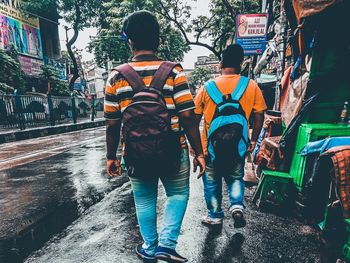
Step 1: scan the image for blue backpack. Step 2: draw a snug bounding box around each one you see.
[205,76,250,172]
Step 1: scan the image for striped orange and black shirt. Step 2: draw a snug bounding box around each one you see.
[104,54,195,137]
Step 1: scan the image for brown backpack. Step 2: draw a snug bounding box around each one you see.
[116,62,182,178]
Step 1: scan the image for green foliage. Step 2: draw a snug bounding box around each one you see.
[188,66,212,89]
[89,0,260,63]
[0,45,25,93]
[21,0,260,86]
[88,0,190,67]
[22,0,60,21]
[23,0,102,90]
[157,0,260,59]
[59,0,102,30]
[39,65,70,96]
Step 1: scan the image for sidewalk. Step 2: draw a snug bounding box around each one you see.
[0,118,106,144]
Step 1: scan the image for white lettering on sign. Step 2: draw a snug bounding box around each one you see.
[0,0,23,10]
[237,14,268,38]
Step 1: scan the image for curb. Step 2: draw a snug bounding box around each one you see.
[0,119,106,144]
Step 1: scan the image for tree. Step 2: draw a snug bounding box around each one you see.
[0,45,25,93]
[188,66,212,90]
[60,0,103,90]
[39,65,70,96]
[88,0,190,67]
[90,0,259,65]
[22,0,60,21]
[23,0,102,90]
[156,0,260,60]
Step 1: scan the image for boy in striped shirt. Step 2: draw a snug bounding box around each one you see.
[104,11,205,263]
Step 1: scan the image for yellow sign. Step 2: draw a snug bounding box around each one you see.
[0,3,39,28]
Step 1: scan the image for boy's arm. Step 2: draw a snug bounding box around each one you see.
[104,71,122,176]
[173,67,205,176]
[179,110,205,177]
[179,110,203,157]
[106,119,121,160]
[249,111,264,151]
[249,82,267,151]
[105,120,122,177]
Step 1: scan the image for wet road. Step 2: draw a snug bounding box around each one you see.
[0,128,128,261]
[16,132,340,262]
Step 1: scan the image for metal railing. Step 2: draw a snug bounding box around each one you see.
[0,93,104,130]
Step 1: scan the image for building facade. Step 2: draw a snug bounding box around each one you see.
[194,54,220,78]
[0,0,64,89]
[84,61,108,99]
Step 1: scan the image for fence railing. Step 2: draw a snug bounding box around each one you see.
[0,93,104,130]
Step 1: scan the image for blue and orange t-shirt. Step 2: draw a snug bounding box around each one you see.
[104,54,195,146]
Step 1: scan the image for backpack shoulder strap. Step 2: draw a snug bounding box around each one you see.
[205,80,223,105]
[115,63,145,93]
[231,76,250,101]
[150,61,179,91]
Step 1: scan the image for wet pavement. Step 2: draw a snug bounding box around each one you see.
[1,127,343,262]
[24,160,341,262]
[0,128,128,262]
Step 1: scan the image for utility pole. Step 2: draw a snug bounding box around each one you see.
[274,2,287,111]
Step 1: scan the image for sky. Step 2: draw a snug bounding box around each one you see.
[58,0,212,69]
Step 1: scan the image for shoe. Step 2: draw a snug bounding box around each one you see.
[201,215,223,226]
[135,244,156,262]
[155,246,188,262]
[231,210,246,228]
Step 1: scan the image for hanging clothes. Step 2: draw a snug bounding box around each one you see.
[281,71,309,127]
[292,0,342,20]
[280,66,293,111]
[281,54,312,127]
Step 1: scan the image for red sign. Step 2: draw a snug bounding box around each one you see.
[237,14,268,38]
[18,55,44,76]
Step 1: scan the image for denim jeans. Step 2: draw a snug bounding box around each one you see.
[130,149,190,256]
[202,158,245,219]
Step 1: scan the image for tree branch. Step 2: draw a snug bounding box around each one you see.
[67,1,81,91]
[156,1,221,59]
[195,15,215,43]
[213,30,228,51]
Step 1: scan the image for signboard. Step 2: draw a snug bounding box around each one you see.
[68,75,86,91]
[18,55,44,75]
[235,14,268,55]
[44,56,67,80]
[0,3,43,59]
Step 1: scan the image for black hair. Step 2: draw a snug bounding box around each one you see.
[123,10,160,51]
[221,44,244,69]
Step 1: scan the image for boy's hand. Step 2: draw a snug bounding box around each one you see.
[247,141,256,153]
[193,155,206,179]
[106,159,122,177]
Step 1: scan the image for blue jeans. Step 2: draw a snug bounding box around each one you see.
[202,158,245,219]
[130,149,190,256]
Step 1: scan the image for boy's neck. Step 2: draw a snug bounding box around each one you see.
[221,68,240,75]
[132,50,156,57]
